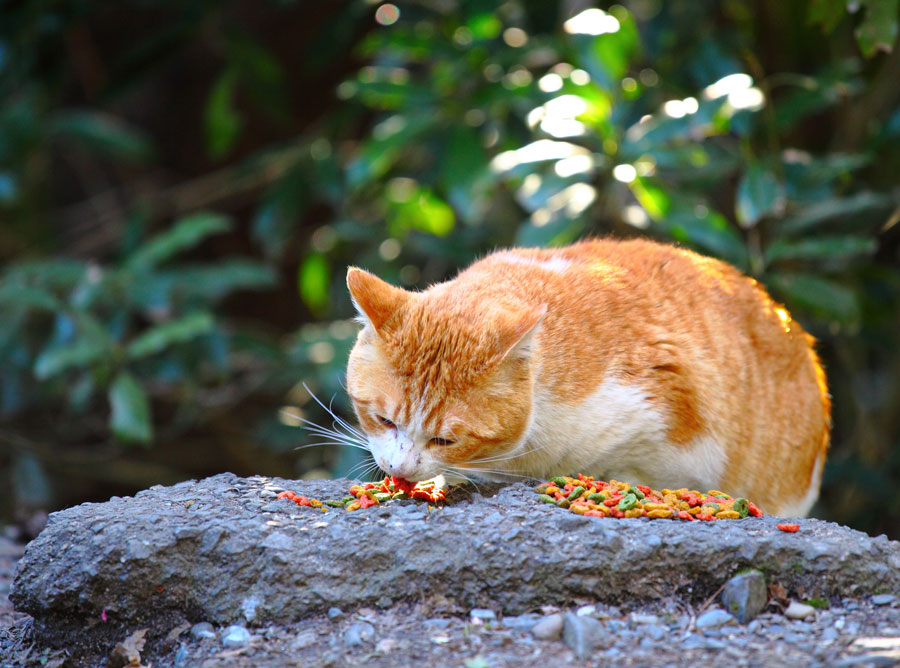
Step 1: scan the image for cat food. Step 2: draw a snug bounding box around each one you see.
[275,476,445,513]
[534,474,764,521]
[777,523,800,532]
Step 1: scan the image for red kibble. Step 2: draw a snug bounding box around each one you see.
[696,513,716,521]
[293,496,311,506]
[682,493,701,507]
[277,490,295,500]
[391,476,416,494]
[677,511,694,521]
[358,495,378,509]
[610,509,626,519]
[777,523,799,533]
[636,485,651,496]
[748,502,764,518]
[602,497,619,507]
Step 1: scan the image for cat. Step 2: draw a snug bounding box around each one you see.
[344,238,830,517]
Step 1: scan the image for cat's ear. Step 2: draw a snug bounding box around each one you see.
[347,267,409,332]
[495,304,547,363]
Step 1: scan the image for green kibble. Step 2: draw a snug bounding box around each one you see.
[550,476,568,486]
[704,503,720,513]
[392,491,409,500]
[733,498,749,518]
[587,493,605,502]
[556,498,571,509]
[343,499,357,508]
[537,494,557,504]
[627,486,645,500]
[534,484,550,495]
[341,496,355,503]
[374,492,391,502]
[617,493,638,511]
[566,486,586,502]
[324,499,344,508]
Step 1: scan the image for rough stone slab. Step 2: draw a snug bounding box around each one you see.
[11,473,900,639]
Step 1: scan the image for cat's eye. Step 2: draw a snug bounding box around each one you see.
[376,415,396,429]
[428,437,456,446]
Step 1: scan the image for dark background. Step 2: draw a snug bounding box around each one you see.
[1,0,898,539]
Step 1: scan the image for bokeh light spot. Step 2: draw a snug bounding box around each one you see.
[375,4,400,26]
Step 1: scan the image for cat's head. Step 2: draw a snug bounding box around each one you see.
[345,267,544,482]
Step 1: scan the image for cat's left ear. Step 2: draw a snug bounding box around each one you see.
[495,305,547,363]
[347,267,410,332]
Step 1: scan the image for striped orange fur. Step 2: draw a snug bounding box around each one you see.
[345,239,830,516]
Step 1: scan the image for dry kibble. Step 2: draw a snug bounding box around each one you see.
[534,474,764,522]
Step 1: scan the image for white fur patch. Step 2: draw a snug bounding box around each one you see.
[513,377,726,491]
[779,449,825,518]
[497,253,572,274]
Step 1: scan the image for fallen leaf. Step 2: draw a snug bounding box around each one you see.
[109,628,148,668]
[164,621,191,646]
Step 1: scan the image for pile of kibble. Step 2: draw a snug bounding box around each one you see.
[276,476,445,512]
[534,474,764,521]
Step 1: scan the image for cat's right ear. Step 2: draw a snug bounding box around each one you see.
[346,267,409,332]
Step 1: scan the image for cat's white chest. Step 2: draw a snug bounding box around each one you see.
[521,377,726,491]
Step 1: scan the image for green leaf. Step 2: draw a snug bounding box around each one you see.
[33,337,108,379]
[49,111,152,163]
[126,213,232,272]
[0,285,61,311]
[768,273,860,324]
[661,209,749,270]
[736,164,783,228]
[854,0,899,57]
[109,371,153,444]
[126,311,216,360]
[388,187,456,237]
[764,236,877,264]
[808,0,846,33]
[779,192,893,235]
[298,253,330,315]
[205,70,243,159]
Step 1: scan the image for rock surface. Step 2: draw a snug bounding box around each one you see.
[722,570,768,623]
[11,473,900,644]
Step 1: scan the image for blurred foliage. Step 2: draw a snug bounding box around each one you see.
[1,0,899,538]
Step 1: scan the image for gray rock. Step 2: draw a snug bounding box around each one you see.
[531,613,564,640]
[562,612,608,658]
[784,601,816,620]
[423,618,451,630]
[327,606,345,620]
[10,473,900,646]
[631,613,660,625]
[502,613,542,632]
[221,625,251,647]
[871,593,895,606]
[343,622,375,647]
[189,622,216,640]
[696,608,736,629]
[721,570,767,623]
[469,608,496,621]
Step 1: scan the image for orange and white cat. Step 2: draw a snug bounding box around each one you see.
[345,239,830,516]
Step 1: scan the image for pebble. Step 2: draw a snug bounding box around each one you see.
[189,622,217,640]
[576,605,596,617]
[531,613,564,640]
[696,608,736,629]
[423,618,451,630]
[502,614,542,632]
[327,607,345,620]
[291,630,318,650]
[343,622,375,647]
[631,613,660,625]
[721,570,768,624]
[871,594,896,606]
[563,612,608,658]
[470,608,496,621]
[644,624,667,641]
[785,601,817,620]
[221,625,251,648]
